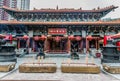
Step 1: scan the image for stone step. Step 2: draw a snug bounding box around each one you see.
[45,53,70,58]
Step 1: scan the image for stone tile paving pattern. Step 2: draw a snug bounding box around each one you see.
[1,69,119,81]
[0,54,120,81]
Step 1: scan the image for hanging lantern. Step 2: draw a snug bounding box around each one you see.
[34,36,40,41]
[116,41,120,46]
[104,35,112,46]
[55,36,61,42]
[68,35,74,41]
[116,41,120,51]
[4,35,13,43]
[23,35,29,40]
[0,34,5,38]
[87,35,92,41]
[76,36,81,41]
[4,35,9,40]
[9,35,13,44]
[41,35,46,41]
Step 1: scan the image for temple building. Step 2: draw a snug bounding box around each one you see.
[0,5,120,54]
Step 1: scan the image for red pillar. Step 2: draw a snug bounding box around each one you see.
[44,39,48,52]
[86,40,89,53]
[27,38,30,48]
[80,40,83,53]
[32,40,35,52]
[17,39,20,49]
[103,36,107,46]
[95,39,97,50]
[86,38,87,53]
[67,39,71,54]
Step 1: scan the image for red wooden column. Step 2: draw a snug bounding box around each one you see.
[33,36,40,52]
[80,40,83,53]
[67,39,71,54]
[32,40,35,52]
[27,38,30,48]
[86,35,92,53]
[86,38,89,53]
[32,40,34,52]
[97,38,99,50]
[97,38,100,50]
[95,38,99,50]
[44,39,47,52]
[87,40,89,52]
[44,39,49,53]
[17,39,20,49]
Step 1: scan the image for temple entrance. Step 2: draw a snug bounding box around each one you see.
[89,40,96,48]
[71,40,81,53]
[89,39,99,50]
[18,39,27,48]
[34,40,44,52]
[46,37,68,54]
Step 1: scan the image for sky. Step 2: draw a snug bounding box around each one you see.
[30,0,120,19]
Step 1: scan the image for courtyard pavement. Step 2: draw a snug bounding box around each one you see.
[0,54,120,81]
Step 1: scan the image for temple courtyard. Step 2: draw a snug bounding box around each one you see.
[0,54,120,81]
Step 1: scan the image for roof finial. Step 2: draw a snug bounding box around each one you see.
[56,5,58,10]
[80,7,82,10]
[97,6,100,10]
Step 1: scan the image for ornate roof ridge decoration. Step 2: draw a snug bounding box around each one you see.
[1,5,118,13]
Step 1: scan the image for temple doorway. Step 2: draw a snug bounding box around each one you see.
[18,39,27,48]
[47,37,68,54]
[71,40,81,53]
[34,40,44,52]
[89,40,96,48]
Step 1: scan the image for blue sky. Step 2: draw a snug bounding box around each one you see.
[30,0,120,19]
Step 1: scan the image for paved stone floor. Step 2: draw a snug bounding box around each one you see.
[1,69,119,81]
[0,54,120,81]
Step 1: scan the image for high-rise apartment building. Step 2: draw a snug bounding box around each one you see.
[17,0,30,10]
[0,0,30,20]
[0,0,17,20]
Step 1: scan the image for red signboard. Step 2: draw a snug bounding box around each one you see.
[48,28,67,35]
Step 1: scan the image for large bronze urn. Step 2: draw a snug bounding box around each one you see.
[101,40,120,63]
[0,39,16,62]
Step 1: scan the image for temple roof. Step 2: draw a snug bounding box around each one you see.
[0,20,120,25]
[1,5,118,13]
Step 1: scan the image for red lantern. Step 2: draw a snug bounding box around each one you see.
[76,36,81,41]
[103,36,107,46]
[0,34,5,38]
[116,42,120,51]
[4,35,13,43]
[68,35,74,41]
[4,35,9,40]
[55,36,61,42]
[41,35,46,41]
[116,42,120,46]
[23,35,29,40]
[34,36,40,41]
[9,35,13,44]
[87,35,92,41]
